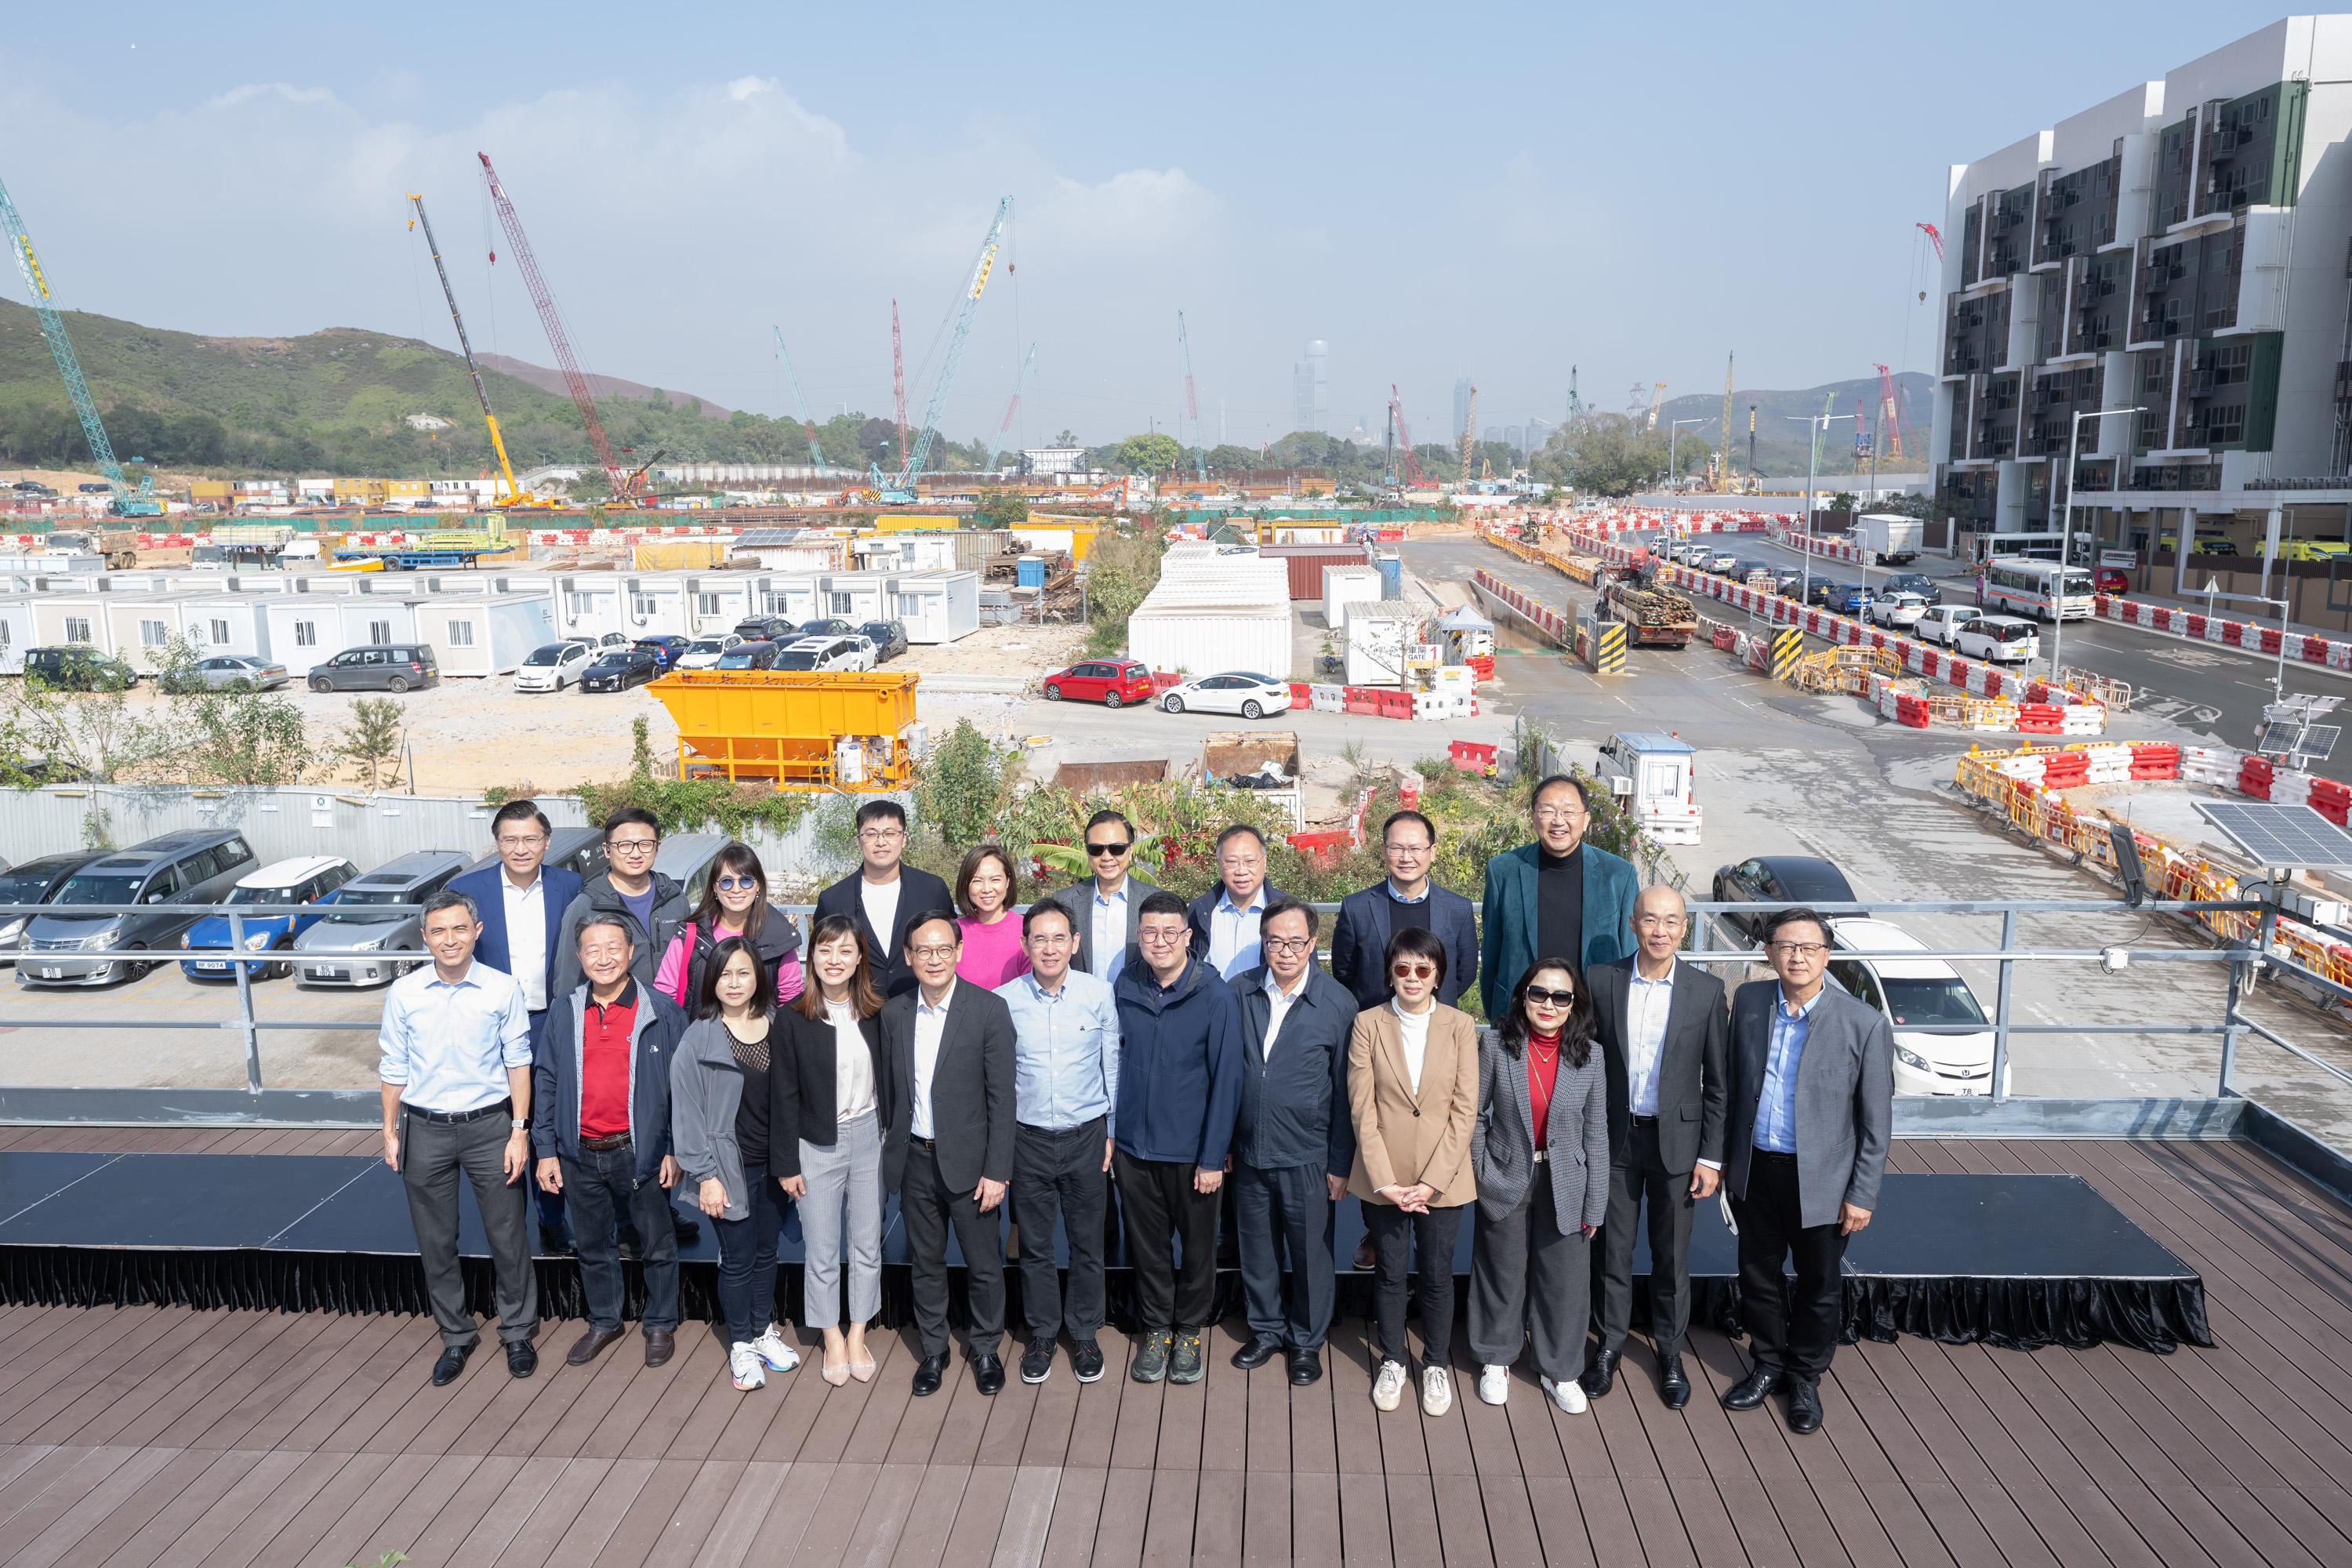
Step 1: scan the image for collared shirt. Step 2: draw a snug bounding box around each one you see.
[1627,959,1675,1117]
[910,977,956,1140]
[1089,880,1130,983]
[501,867,548,1011]
[1260,967,1311,1060]
[1385,880,1430,906]
[579,979,639,1139]
[827,999,877,1119]
[1754,984,1825,1154]
[1000,967,1120,1134]
[377,959,532,1114]
[1207,884,1269,979]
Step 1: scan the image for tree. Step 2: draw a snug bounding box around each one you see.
[1110,433,1184,475]
[336,699,405,789]
[1082,529,1167,655]
[971,489,1028,529]
[1537,412,1712,497]
[0,663,172,783]
[915,719,1019,849]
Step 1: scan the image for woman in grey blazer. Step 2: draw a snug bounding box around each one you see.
[1468,956,1610,1413]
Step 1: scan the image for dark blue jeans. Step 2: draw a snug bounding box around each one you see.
[561,1141,680,1333]
[713,1159,786,1345]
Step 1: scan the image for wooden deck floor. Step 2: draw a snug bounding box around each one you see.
[0,1131,2347,1566]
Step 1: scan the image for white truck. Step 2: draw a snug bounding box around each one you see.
[1854,514,1923,566]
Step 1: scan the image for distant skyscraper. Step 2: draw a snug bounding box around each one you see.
[1453,378,1474,445]
[1290,339,1329,434]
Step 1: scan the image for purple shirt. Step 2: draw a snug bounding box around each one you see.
[956,913,1032,989]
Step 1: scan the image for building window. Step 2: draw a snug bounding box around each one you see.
[140,620,167,646]
[368,620,391,644]
[295,621,317,647]
[829,593,856,615]
[631,593,655,619]
[212,619,230,643]
[0,621,11,646]
[448,621,475,647]
[697,593,722,616]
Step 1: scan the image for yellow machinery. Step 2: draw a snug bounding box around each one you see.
[405,192,563,510]
[650,670,921,790]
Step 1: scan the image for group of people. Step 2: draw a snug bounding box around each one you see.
[379,774,1894,1436]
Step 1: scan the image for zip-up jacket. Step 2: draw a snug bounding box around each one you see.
[551,870,689,1000]
[1112,954,1244,1170]
[655,909,806,1010]
[531,978,688,1185]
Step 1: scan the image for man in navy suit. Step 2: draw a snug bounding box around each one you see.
[1329,809,1478,1011]
[449,798,582,1249]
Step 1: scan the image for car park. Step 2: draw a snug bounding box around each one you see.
[0,852,103,963]
[732,615,794,643]
[675,633,742,670]
[19,831,260,986]
[163,655,289,693]
[292,850,468,987]
[580,646,660,691]
[775,636,873,673]
[1882,572,1944,604]
[716,641,781,671]
[1826,917,2003,1096]
[1160,670,1293,719]
[1914,604,1981,646]
[858,619,909,661]
[633,635,691,671]
[1955,614,2040,664]
[179,855,358,981]
[1709,854,1865,944]
[307,644,439,694]
[22,647,141,689]
[514,641,592,692]
[1865,592,1929,630]
[1043,658,1156,708]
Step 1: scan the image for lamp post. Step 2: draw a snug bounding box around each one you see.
[2051,405,2143,684]
[1787,411,1856,605]
[1668,418,1705,541]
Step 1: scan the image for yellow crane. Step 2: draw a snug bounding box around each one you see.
[1459,385,1479,485]
[1646,380,1668,431]
[405,192,559,510]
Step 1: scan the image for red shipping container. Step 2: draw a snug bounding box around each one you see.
[1259,543,1374,600]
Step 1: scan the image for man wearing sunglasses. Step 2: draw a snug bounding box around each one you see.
[1046,808,1165,985]
[551,808,690,1000]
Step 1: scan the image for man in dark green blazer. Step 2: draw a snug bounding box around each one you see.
[1479,775,1640,1020]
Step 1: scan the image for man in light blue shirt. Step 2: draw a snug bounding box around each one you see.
[1751,985,1822,1153]
[1186,824,1284,980]
[998,901,1122,1387]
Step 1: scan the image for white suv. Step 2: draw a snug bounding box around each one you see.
[774,636,875,673]
[1865,592,1928,630]
[514,642,590,692]
[1955,615,2040,664]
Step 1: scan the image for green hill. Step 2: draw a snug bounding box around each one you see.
[1651,372,1936,477]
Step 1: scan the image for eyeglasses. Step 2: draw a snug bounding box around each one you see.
[714,875,760,891]
[1384,840,1432,854]
[1635,914,1686,930]
[608,837,659,856]
[1137,927,1188,945]
[1766,941,1829,958]
[1534,806,1587,823]
[495,834,546,849]
[1263,935,1314,953]
[906,943,958,960]
[1524,985,1576,1007]
[858,826,906,842]
[1029,932,1073,946]
[1085,840,1131,857]
[1389,960,1436,981]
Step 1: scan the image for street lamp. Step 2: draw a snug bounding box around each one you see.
[2051,405,2143,684]
[1668,418,1705,494]
[1786,410,1856,604]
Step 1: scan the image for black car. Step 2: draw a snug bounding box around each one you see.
[715,641,781,671]
[21,646,140,690]
[799,618,858,639]
[858,619,909,661]
[580,646,659,691]
[1882,572,1944,605]
[1711,855,1867,943]
[633,635,691,671]
[732,615,793,643]
[1769,568,1806,598]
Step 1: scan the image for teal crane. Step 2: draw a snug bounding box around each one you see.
[771,324,826,471]
[890,195,1012,492]
[0,172,159,516]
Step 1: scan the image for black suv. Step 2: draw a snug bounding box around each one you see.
[733,615,793,642]
[858,619,909,660]
[1882,572,1944,605]
[22,647,140,690]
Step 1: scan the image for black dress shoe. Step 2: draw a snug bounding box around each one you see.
[1657,1351,1691,1410]
[1287,1348,1324,1386]
[568,1326,625,1366]
[1231,1335,1283,1370]
[1721,1364,1778,1410]
[912,1352,949,1396]
[1580,1346,1620,1398]
[1784,1379,1823,1434]
[971,1352,1006,1396]
[430,1344,471,1386]
[506,1341,538,1379]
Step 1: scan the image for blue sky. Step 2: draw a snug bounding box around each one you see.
[0,2,2296,450]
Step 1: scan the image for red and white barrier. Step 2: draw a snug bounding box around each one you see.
[2096,593,2352,672]
[1766,524,1864,564]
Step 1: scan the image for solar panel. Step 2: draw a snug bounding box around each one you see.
[2296,725,2343,762]
[2255,720,2341,762]
[2194,801,2352,868]
[2257,720,2303,755]
[732,528,803,549]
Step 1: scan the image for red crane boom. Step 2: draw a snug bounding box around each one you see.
[1389,383,1427,488]
[476,152,634,501]
[891,299,909,476]
[1875,362,1907,462]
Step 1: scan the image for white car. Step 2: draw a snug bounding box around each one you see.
[774,635,875,673]
[514,641,591,692]
[1704,549,1742,572]
[1825,917,2005,1096]
[1866,592,1929,630]
[1914,604,1982,647]
[1955,614,2040,664]
[1160,671,1294,719]
[676,633,742,670]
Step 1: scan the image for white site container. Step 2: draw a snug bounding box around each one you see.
[1595,731,1703,845]
[617,577,694,638]
[32,595,114,655]
[890,571,980,643]
[0,598,33,672]
[417,593,558,677]
[1127,604,1291,680]
[552,578,628,642]
[261,595,421,677]
[1323,564,1383,630]
[1345,601,1424,687]
[181,596,272,659]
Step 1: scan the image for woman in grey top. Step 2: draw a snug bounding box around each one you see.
[1468,956,1610,1414]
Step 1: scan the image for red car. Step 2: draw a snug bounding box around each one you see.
[2093,567,2129,595]
[1042,658,1155,709]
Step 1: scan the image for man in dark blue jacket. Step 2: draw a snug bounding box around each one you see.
[1329,809,1478,1011]
[1114,890,1244,1388]
[1229,897,1356,1386]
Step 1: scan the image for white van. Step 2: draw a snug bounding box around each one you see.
[1595,731,1700,845]
[1955,614,2040,665]
[1826,917,2005,1096]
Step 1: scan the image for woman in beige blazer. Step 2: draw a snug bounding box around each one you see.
[1348,925,1481,1417]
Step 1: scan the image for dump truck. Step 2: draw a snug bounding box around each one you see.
[1599,580,1700,648]
[41,528,138,569]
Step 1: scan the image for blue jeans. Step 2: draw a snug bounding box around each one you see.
[561,1140,680,1333]
[713,1159,786,1345]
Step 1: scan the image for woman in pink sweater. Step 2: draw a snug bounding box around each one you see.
[953,844,1031,988]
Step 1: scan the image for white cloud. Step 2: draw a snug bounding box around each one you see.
[203,82,342,111]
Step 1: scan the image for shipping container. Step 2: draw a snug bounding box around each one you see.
[260,595,421,677]
[416,593,558,676]
[1322,564,1383,630]
[632,539,731,571]
[1127,605,1291,680]
[1252,543,1372,600]
[182,596,271,659]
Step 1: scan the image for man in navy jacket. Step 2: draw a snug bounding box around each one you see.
[1329,809,1478,1011]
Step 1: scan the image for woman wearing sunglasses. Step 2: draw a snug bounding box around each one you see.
[1347,925,1481,1417]
[653,842,805,1010]
[1468,959,1610,1412]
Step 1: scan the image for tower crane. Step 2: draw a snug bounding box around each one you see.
[1916,222,1944,263]
[1566,365,1583,419]
[771,325,826,470]
[1388,384,1427,488]
[1718,353,1735,486]
[0,172,159,516]
[1459,385,1479,485]
[405,191,549,510]
[890,196,1012,494]
[476,153,639,504]
[1874,362,1906,462]
[1177,310,1207,482]
[982,342,1037,473]
[1646,381,1668,431]
[891,299,909,477]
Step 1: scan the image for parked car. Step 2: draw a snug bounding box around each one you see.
[1828,583,1874,616]
[580,646,661,691]
[162,655,290,693]
[1769,568,1806,598]
[676,633,742,670]
[514,641,592,692]
[633,635,691,671]
[1043,657,1156,709]
[292,850,469,988]
[2282,539,2352,563]
[0,852,103,963]
[21,646,140,690]
[1914,604,1982,647]
[1704,548,1743,572]
[732,615,794,643]
[716,641,781,671]
[308,644,439,694]
[858,619,909,661]
[1826,917,2003,1096]
[1710,854,1866,944]
[19,831,260,986]
[564,632,632,650]
[1160,670,1293,720]
[179,855,358,981]
[1806,579,1859,610]
[1882,572,1944,605]
[1955,614,2041,665]
[655,833,730,914]
[775,636,873,673]
[797,618,858,639]
[2092,566,2130,594]
[1865,592,1929,630]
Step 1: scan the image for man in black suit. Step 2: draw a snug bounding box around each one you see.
[1045,808,1164,985]
[881,909,1018,1397]
[1328,809,1479,1011]
[1582,885,1728,1409]
[814,800,953,999]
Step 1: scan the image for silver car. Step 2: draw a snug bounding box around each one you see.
[291,850,468,987]
[171,655,291,692]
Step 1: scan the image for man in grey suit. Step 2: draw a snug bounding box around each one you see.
[1719,906,1894,1435]
[1583,885,1727,1409]
[1047,808,1163,985]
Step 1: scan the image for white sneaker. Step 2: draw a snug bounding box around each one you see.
[1541,1375,1588,1414]
[752,1326,800,1373]
[728,1342,767,1391]
[1478,1365,1511,1406]
[1421,1366,1453,1417]
[1371,1359,1408,1411]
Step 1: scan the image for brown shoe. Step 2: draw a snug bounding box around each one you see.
[1352,1234,1377,1272]
[567,1326,624,1367]
[644,1327,676,1367]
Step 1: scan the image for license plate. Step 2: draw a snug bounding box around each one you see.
[39,967,60,979]
[197,961,226,972]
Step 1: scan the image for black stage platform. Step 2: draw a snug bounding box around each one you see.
[0,1152,2211,1353]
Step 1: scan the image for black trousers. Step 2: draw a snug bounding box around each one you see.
[1011,1119,1109,1343]
[1596,1120,1697,1355]
[561,1141,680,1333]
[1732,1149,1849,1383]
[1233,1161,1334,1350]
[1114,1148,1220,1334]
[527,1010,565,1232]
[398,1105,537,1350]
[1367,1203,1463,1368]
[902,1139,1005,1359]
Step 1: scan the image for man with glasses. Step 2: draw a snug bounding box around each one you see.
[1047,808,1164,985]
[1719,906,1893,1436]
[1330,809,1478,1011]
[1479,775,1639,1021]
[998,901,1120,1386]
[815,799,952,999]
[1186,823,1287,980]
[552,808,689,998]
[1584,885,1727,1409]
[1114,891,1244,1385]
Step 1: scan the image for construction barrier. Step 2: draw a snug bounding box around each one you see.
[1770,627,1805,683]
[2096,593,2352,671]
[1470,569,1576,649]
[1589,621,1628,675]
[1449,739,1500,774]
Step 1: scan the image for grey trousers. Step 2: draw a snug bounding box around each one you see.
[1468,1174,1592,1383]
[799,1109,883,1329]
[1595,1120,1697,1356]
[399,1105,538,1350]
[1233,1161,1334,1351]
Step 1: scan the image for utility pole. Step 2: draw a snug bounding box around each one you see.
[1788,408,1856,605]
